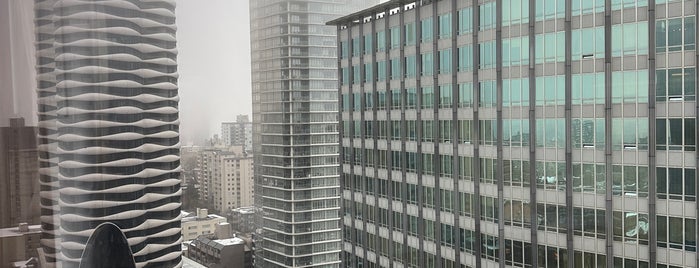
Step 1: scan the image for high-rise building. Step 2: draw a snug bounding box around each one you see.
[222,115,254,153]
[35,1,182,267]
[195,147,254,213]
[331,0,697,267]
[249,0,379,267]
[0,118,40,229]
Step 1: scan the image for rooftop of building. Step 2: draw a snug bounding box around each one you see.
[0,223,41,238]
[181,209,226,223]
[215,237,245,246]
[327,0,413,25]
[231,206,256,214]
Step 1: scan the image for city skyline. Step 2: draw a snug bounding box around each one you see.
[1,0,698,268]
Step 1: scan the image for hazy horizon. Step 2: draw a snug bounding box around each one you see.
[176,0,253,145]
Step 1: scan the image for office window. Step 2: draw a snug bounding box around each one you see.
[439,84,453,108]
[405,22,416,46]
[656,118,696,151]
[352,37,361,56]
[572,72,605,104]
[342,94,350,111]
[441,223,454,246]
[421,86,434,109]
[657,167,696,201]
[656,67,696,101]
[607,118,647,150]
[657,215,697,251]
[391,121,401,141]
[535,76,565,105]
[390,26,400,48]
[572,0,605,15]
[535,32,565,63]
[353,65,360,84]
[423,187,435,209]
[406,183,418,203]
[479,2,496,30]
[423,153,434,174]
[353,93,361,111]
[405,55,416,78]
[503,119,530,146]
[459,120,472,144]
[406,152,417,172]
[572,119,606,148]
[440,155,453,176]
[535,119,565,148]
[480,120,497,145]
[364,34,372,55]
[612,21,649,56]
[459,192,473,216]
[364,121,374,139]
[341,67,349,85]
[439,49,452,74]
[459,156,473,180]
[422,120,434,142]
[502,36,529,67]
[502,0,529,26]
[365,92,373,110]
[535,0,565,20]
[391,88,401,109]
[407,120,417,141]
[422,53,433,76]
[364,63,373,82]
[459,82,474,107]
[341,41,348,58]
[377,91,386,109]
[479,80,496,107]
[458,7,473,34]
[612,70,649,103]
[503,78,530,107]
[480,41,497,69]
[421,18,433,42]
[406,88,417,108]
[377,61,386,81]
[572,27,605,59]
[458,45,473,71]
[656,16,695,52]
[390,58,401,79]
[439,13,452,38]
[439,120,452,142]
[377,30,386,51]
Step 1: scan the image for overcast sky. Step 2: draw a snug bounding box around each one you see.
[176,0,252,145]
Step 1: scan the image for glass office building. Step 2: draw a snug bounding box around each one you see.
[249,1,378,267]
[330,0,697,267]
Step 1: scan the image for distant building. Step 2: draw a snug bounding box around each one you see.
[186,236,253,268]
[0,118,40,229]
[228,207,256,234]
[181,209,227,241]
[0,223,41,268]
[221,115,253,153]
[195,147,254,213]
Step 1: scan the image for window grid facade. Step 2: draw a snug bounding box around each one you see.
[250,1,379,267]
[331,0,698,268]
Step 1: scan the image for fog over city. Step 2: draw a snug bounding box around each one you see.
[176,0,253,145]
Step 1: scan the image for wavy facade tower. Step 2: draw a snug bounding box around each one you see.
[35,1,182,267]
